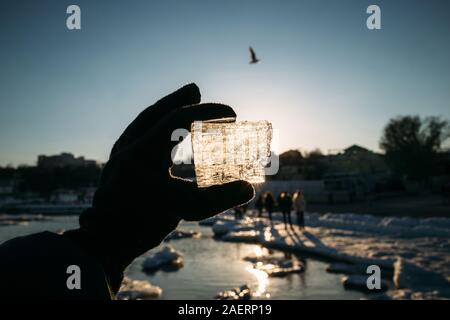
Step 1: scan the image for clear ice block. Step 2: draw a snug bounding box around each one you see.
[191,120,272,188]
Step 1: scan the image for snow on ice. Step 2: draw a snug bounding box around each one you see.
[209,211,450,299]
[142,245,184,272]
[117,276,162,300]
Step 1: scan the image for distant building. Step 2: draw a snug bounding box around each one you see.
[266,145,391,199]
[273,150,304,180]
[37,153,97,168]
[320,145,390,197]
[325,145,389,177]
[0,179,15,195]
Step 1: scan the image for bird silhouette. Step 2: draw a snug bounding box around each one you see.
[249,47,260,64]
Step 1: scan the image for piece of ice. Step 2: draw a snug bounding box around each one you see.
[215,284,252,300]
[191,120,272,187]
[142,245,184,272]
[164,229,201,241]
[342,275,389,292]
[117,277,162,300]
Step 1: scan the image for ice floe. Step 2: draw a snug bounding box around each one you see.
[199,212,235,226]
[393,259,450,296]
[384,289,446,300]
[164,229,201,241]
[142,245,184,272]
[342,275,389,292]
[244,252,304,277]
[222,230,260,242]
[117,276,162,300]
[253,259,303,277]
[215,284,252,300]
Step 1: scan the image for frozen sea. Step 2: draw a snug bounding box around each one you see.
[0,215,365,300]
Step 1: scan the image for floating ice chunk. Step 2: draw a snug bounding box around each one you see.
[254,259,304,277]
[164,229,201,242]
[393,258,450,293]
[222,230,260,242]
[117,277,162,300]
[215,284,252,300]
[199,216,220,226]
[342,275,389,292]
[212,216,267,237]
[387,289,446,300]
[191,120,272,187]
[199,212,235,226]
[244,252,305,277]
[326,262,393,278]
[212,220,240,236]
[142,245,184,272]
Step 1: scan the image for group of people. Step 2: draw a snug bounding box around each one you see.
[254,190,306,229]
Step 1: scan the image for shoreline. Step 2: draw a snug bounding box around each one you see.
[307,194,450,218]
[206,212,450,299]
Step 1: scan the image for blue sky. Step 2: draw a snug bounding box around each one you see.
[1,0,449,165]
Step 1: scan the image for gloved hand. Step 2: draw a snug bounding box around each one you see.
[65,83,254,291]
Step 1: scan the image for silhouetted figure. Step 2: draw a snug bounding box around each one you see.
[255,194,264,217]
[241,203,249,217]
[234,206,243,220]
[0,84,255,299]
[279,192,293,229]
[293,190,306,230]
[286,192,293,227]
[249,46,260,64]
[277,192,284,212]
[264,192,275,226]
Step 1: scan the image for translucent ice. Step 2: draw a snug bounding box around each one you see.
[191,120,272,187]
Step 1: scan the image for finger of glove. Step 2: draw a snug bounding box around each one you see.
[159,103,235,134]
[137,103,236,167]
[110,83,201,156]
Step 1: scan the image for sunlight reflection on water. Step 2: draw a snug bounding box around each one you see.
[246,265,270,298]
[245,246,270,298]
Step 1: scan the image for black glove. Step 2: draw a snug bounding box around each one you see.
[65,83,254,292]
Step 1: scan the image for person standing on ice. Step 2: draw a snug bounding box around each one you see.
[285,192,293,228]
[277,192,283,207]
[241,202,249,217]
[293,191,306,230]
[255,194,264,217]
[280,192,293,229]
[234,206,243,220]
[264,192,275,226]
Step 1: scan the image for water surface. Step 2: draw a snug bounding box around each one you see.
[0,216,365,299]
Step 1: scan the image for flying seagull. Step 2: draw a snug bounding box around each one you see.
[249,46,260,64]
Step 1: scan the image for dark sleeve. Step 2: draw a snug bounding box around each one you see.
[0,231,114,300]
